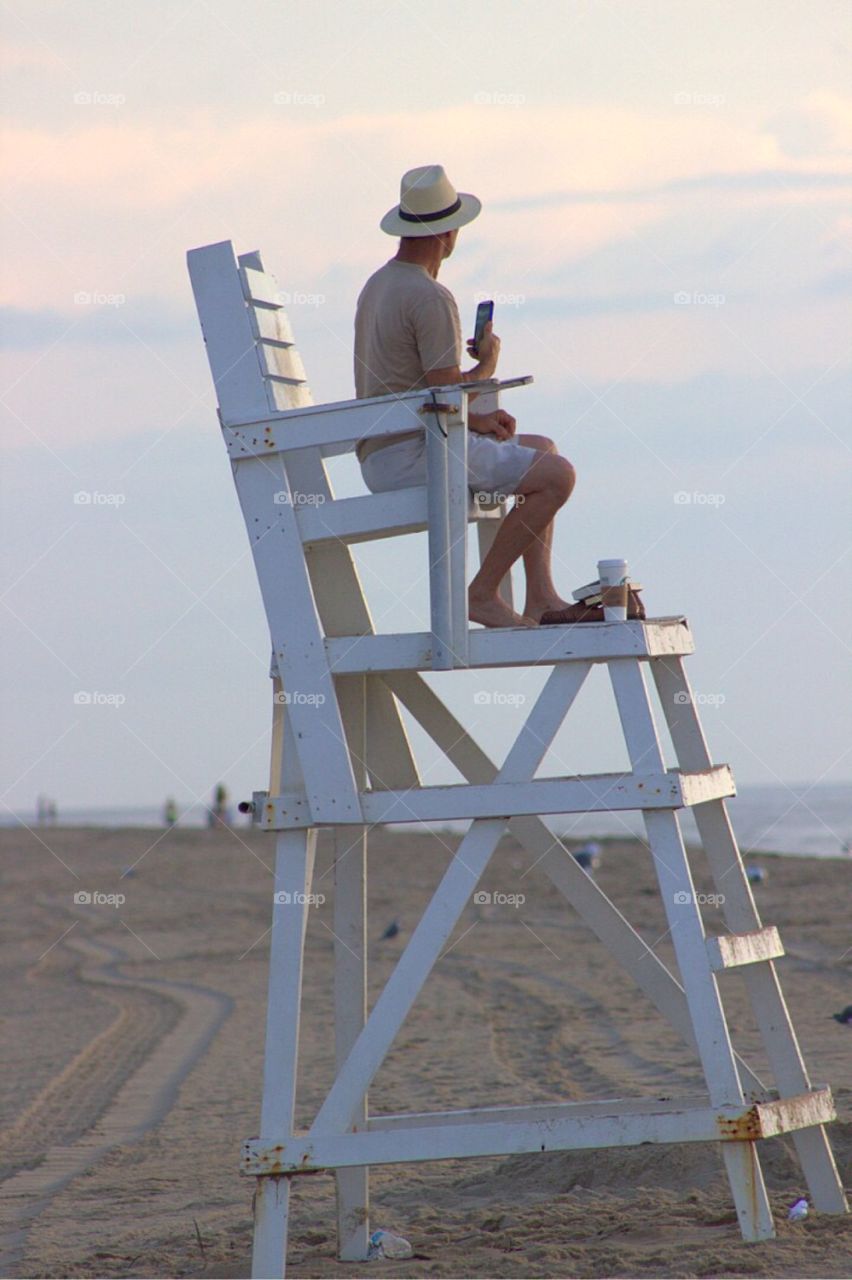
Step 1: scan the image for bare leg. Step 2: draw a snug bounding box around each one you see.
[468,435,644,627]
[513,436,574,621]
[513,435,625,623]
[469,448,574,628]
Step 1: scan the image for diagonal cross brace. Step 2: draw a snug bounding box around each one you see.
[309,663,592,1137]
[385,670,767,1098]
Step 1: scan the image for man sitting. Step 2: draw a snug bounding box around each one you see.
[354,164,641,629]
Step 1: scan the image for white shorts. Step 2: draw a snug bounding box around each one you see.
[360,431,541,502]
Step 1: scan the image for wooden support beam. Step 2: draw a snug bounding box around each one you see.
[607,657,774,1241]
[331,676,370,1261]
[652,655,849,1215]
[424,411,454,671]
[255,766,735,828]
[296,488,502,548]
[325,617,694,674]
[243,1086,836,1175]
[706,927,785,972]
[278,365,421,796]
[251,827,317,1278]
[368,1094,712,1131]
[383,670,767,1098]
[221,375,532,444]
[308,665,590,1138]
[232,455,362,824]
[446,413,470,667]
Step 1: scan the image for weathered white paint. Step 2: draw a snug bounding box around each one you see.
[383,669,767,1099]
[652,655,849,1214]
[706,927,785,971]
[324,617,694,673]
[244,1085,837,1175]
[309,664,592,1139]
[185,239,847,1276]
[608,657,773,1239]
[254,765,734,829]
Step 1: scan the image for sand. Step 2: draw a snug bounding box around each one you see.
[0,823,849,1278]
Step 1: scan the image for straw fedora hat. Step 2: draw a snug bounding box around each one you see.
[380,164,481,237]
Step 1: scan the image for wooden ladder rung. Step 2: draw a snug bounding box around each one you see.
[706,925,784,971]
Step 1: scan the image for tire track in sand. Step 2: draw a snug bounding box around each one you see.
[0,934,232,1275]
[441,952,702,1102]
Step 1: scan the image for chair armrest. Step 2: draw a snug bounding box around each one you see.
[426,375,534,395]
[222,376,534,460]
[226,374,532,427]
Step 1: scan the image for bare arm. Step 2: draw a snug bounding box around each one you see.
[422,320,501,389]
[424,325,515,441]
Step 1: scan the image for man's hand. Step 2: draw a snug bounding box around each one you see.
[468,408,516,441]
[466,321,500,378]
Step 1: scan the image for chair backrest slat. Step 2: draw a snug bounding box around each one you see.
[251,306,296,347]
[186,240,272,424]
[240,262,286,307]
[237,252,313,412]
[257,343,309,385]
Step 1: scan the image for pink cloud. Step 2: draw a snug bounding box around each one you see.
[1,98,849,447]
[4,97,848,308]
[0,39,65,71]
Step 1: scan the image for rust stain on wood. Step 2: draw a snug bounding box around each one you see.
[718,1107,762,1141]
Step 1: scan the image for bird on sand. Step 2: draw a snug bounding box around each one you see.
[830,1005,852,1025]
[380,920,400,940]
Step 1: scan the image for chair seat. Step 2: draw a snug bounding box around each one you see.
[323,616,693,674]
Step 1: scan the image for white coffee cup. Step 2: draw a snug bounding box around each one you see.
[598,558,629,621]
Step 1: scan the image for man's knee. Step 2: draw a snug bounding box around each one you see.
[547,455,575,502]
[525,453,575,504]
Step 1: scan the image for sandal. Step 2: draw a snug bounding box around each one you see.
[539,588,645,626]
[539,602,605,625]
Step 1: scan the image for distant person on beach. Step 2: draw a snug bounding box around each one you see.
[207,783,231,828]
[163,797,178,827]
[36,795,57,824]
[354,163,644,630]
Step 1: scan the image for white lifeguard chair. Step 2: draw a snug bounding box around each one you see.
[187,239,847,1278]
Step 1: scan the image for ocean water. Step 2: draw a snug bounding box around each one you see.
[4,783,851,859]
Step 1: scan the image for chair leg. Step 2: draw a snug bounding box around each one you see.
[651,655,849,1214]
[643,809,775,1240]
[251,827,317,1278]
[333,676,371,1258]
[332,826,369,1259]
[253,1177,293,1280]
[608,660,775,1240]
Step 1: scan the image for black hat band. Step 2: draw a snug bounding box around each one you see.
[398,197,462,224]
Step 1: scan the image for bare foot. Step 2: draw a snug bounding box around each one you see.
[524,596,573,624]
[469,594,538,628]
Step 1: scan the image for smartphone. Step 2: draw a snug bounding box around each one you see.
[471,299,494,356]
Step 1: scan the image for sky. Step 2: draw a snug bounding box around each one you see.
[1,0,850,822]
